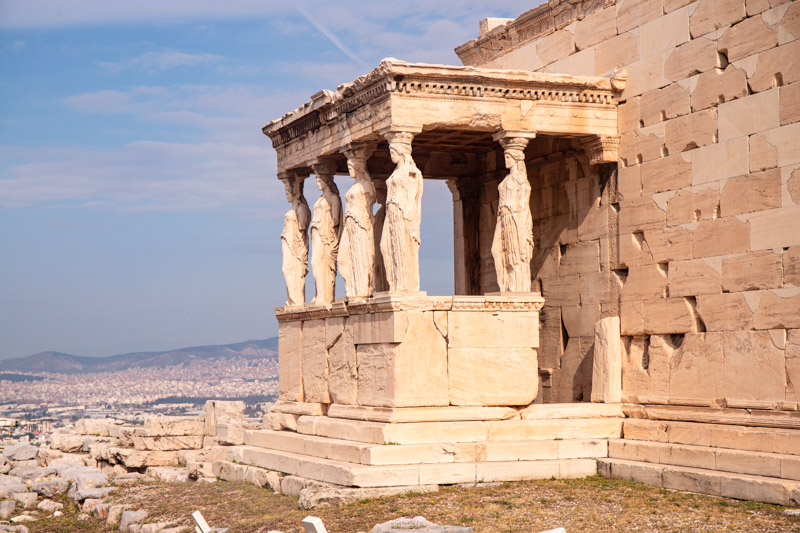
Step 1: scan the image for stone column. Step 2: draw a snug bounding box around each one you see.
[381,129,423,292]
[309,158,342,305]
[372,177,389,293]
[279,170,311,306]
[338,143,377,298]
[490,130,537,293]
[447,178,481,295]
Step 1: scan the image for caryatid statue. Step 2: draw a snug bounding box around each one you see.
[309,159,342,305]
[491,135,534,293]
[280,172,311,306]
[338,143,377,298]
[381,131,423,292]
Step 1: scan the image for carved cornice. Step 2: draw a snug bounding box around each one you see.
[262,59,621,151]
[275,294,545,321]
[455,0,615,66]
[582,135,620,165]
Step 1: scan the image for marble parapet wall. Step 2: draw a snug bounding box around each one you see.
[275,292,545,409]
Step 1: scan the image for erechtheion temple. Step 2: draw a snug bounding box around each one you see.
[252,0,800,506]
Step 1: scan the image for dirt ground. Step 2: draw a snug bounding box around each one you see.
[26,475,800,533]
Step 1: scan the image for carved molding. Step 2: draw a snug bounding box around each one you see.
[582,135,620,165]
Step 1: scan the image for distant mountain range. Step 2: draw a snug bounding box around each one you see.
[0,338,278,375]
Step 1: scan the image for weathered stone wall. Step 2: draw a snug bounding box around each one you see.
[459,0,800,409]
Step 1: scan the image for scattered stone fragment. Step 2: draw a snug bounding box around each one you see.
[53,510,63,517]
[107,503,129,526]
[77,513,91,521]
[2,444,38,462]
[784,509,800,517]
[119,509,148,533]
[11,493,37,509]
[370,516,472,533]
[37,499,63,513]
[9,515,37,524]
[145,466,191,483]
[0,525,29,533]
[0,500,16,519]
[30,479,69,497]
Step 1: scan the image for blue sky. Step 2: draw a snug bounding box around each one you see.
[0,0,536,359]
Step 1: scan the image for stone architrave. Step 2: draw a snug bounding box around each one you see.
[338,143,377,298]
[280,172,311,306]
[309,159,342,305]
[591,316,622,403]
[491,132,535,293]
[381,130,423,292]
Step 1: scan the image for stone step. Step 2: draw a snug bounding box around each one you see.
[228,445,599,487]
[245,428,608,465]
[295,415,622,445]
[623,418,800,456]
[598,458,800,507]
[610,439,800,481]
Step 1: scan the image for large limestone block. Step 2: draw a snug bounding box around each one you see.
[418,463,476,485]
[668,259,722,297]
[753,290,800,329]
[204,400,244,437]
[519,403,623,420]
[535,30,574,67]
[691,67,748,112]
[327,317,357,405]
[665,38,720,82]
[558,240,600,276]
[718,14,779,62]
[356,311,448,408]
[622,335,674,403]
[723,330,786,406]
[591,317,622,403]
[690,0,745,38]
[691,137,750,186]
[616,0,663,34]
[787,331,800,404]
[785,247,800,286]
[722,250,783,291]
[327,404,518,423]
[720,168,782,216]
[619,129,664,166]
[132,435,203,451]
[561,304,601,338]
[697,293,754,331]
[447,311,539,348]
[790,168,800,205]
[749,40,800,93]
[278,321,303,402]
[301,319,330,403]
[641,153,692,194]
[718,89,780,141]
[639,6,691,57]
[352,311,408,344]
[669,332,724,404]
[693,217,750,258]
[142,417,203,437]
[666,186,719,226]
[448,347,538,406]
[664,108,717,154]
[644,227,694,264]
[749,132,779,172]
[595,32,639,76]
[640,84,691,127]
[574,5,617,50]
[781,82,800,125]
[486,418,622,441]
[750,205,800,251]
[620,265,667,301]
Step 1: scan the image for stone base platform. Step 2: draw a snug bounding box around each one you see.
[219,402,623,489]
[599,405,800,507]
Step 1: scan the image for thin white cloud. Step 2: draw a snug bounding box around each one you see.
[295,4,365,66]
[97,50,226,73]
[12,40,25,50]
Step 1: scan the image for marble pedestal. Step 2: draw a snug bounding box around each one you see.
[274,292,545,409]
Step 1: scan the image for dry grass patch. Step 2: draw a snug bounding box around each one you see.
[26,476,800,532]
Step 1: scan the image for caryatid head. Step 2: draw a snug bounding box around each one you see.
[280,173,305,203]
[341,143,376,181]
[385,131,415,165]
[312,160,339,195]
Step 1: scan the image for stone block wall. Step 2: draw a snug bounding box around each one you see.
[458,0,800,409]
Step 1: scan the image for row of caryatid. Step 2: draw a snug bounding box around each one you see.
[280,131,423,306]
[279,130,536,306]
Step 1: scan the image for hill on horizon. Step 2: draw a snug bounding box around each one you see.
[0,337,278,375]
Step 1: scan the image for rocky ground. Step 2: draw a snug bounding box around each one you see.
[2,439,799,532]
